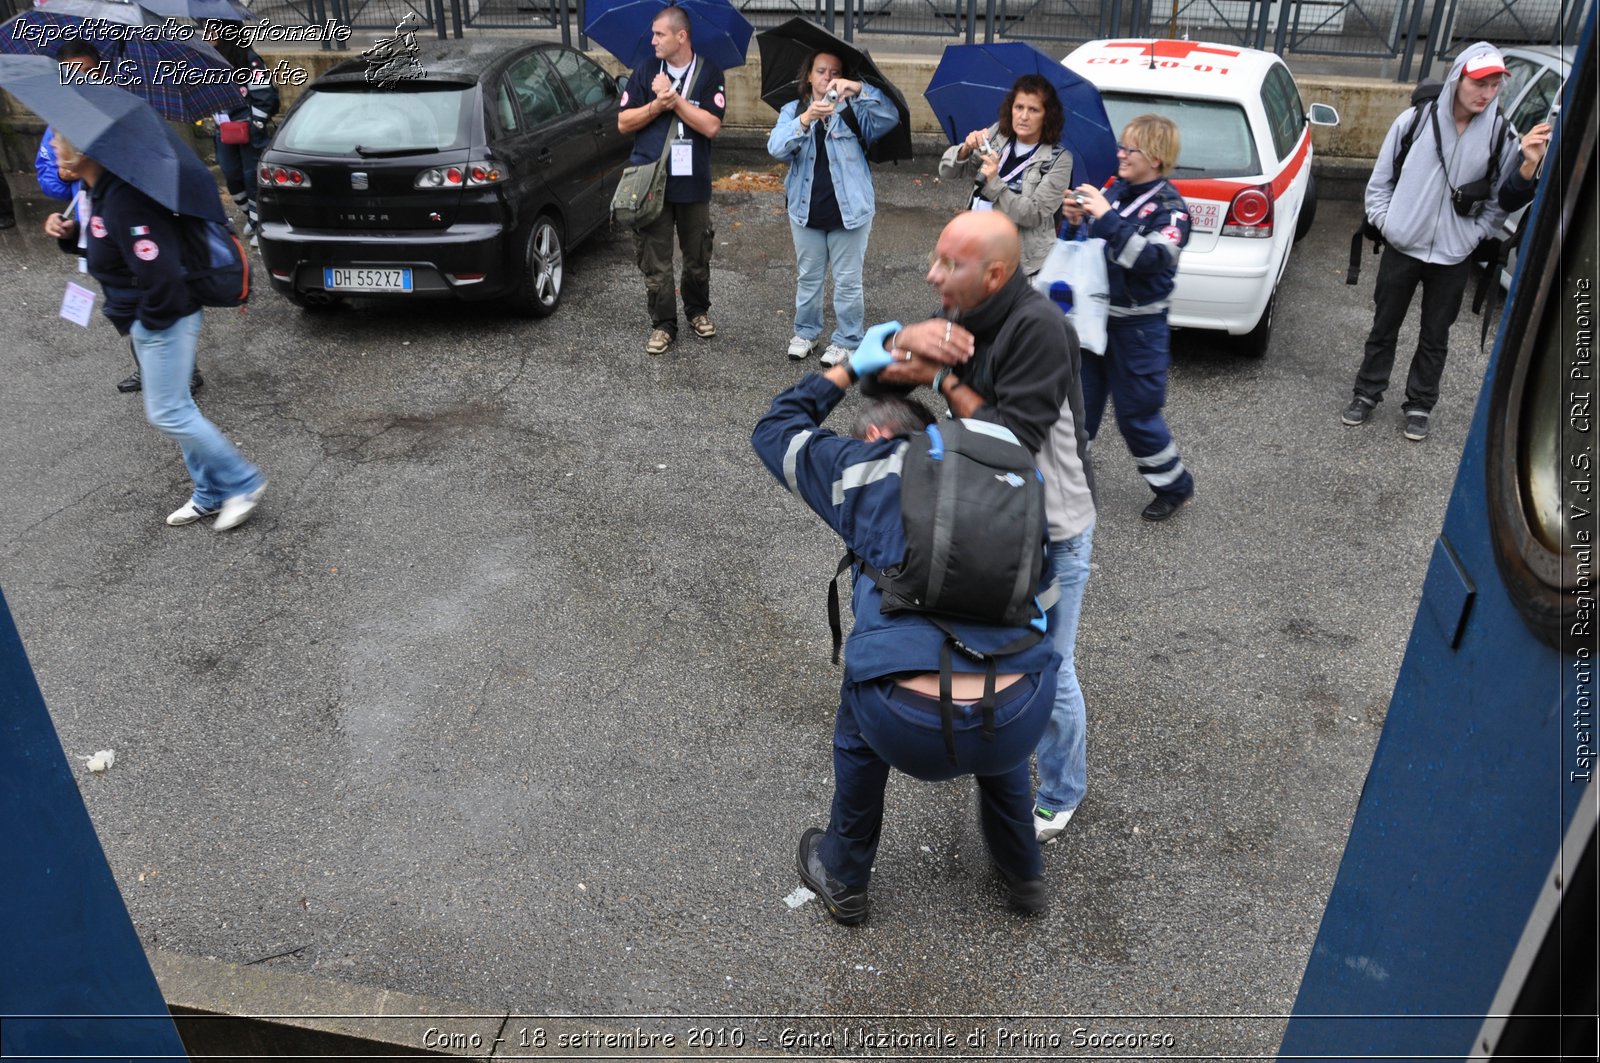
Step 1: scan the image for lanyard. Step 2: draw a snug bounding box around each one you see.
[997,143,1037,186]
[1113,181,1165,219]
[662,57,696,140]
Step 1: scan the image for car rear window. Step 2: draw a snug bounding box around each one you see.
[1100,92,1262,179]
[276,84,474,154]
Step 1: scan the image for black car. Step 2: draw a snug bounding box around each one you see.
[256,39,630,315]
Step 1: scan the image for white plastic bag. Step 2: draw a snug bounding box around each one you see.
[1034,231,1110,354]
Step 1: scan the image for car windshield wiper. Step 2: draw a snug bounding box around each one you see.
[354,145,439,157]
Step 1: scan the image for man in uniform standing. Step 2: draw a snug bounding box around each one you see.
[617,5,726,356]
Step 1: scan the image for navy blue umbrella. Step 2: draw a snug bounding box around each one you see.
[924,42,1118,189]
[0,74,226,222]
[1,0,246,122]
[585,0,753,72]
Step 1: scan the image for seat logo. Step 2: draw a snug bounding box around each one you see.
[351,172,369,190]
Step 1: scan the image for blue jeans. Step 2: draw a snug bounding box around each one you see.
[1034,526,1094,815]
[131,311,263,510]
[790,219,870,350]
[819,666,1058,889]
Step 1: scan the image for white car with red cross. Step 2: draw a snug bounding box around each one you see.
[1064,39,1340,357]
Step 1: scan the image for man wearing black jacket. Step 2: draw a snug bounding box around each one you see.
[871,211,1098,849]
[51,132,266,531]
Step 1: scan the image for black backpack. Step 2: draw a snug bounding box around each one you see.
[827,419,1054,764]
[178,215,251,308]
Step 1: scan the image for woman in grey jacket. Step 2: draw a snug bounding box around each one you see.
[938,74,1074,276]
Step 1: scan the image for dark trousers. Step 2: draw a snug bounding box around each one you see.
[633,199,712,336]
[1081,314,1194,500]
[1353,246,1471,413]
[819,667,1057,890]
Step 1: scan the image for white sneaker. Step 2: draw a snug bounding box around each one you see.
[1033,805,1075,844]
[213,481,266,531]
[166,499,219,526]
[787,335,816,361]
[820,344,851,367]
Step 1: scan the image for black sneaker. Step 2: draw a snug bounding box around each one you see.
[1341,397,1375,426]
[1403,410,1430,441]
[190,369,204,392]
[116,372,142,393]
[1141,493,1189,522]
[994,862,1048,916]
[795,827,868,925]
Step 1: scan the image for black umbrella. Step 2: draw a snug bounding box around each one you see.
[756,16,912,164]
[0,73,225,223]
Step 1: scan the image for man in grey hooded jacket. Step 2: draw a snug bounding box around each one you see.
[1341,42,1522,442]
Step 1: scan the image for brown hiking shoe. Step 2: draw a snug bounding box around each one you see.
[689,314,716,339]
[645,328,673,355]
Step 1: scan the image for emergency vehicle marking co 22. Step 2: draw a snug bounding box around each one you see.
[1064,39,1340,357]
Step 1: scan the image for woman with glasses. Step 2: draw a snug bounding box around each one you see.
[938,74,1075,277]
[768,50,902,366]
[1058,114,1194,523]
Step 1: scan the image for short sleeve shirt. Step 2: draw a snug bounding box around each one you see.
[619,55,727,204]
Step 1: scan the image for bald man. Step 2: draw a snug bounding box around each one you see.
[872,210,1098,849]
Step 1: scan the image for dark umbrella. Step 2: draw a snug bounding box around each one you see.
[584,0,753,72]
[924,41,1118,188]
[1,0,246,122]
[135,0,255,20]
[0,73,225,222]
[755,16,912,164]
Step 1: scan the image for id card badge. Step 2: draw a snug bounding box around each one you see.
[60,281,96,328]
[670,138,694,177]
[971,199,995,213]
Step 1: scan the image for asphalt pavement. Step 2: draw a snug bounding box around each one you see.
[0,161,1496,1057]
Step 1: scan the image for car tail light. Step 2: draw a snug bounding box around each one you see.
[1222,185,1273,238]
[259,164,311,188]
[415,162,508,189]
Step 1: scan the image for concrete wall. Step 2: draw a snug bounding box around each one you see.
[1,47,1413,190]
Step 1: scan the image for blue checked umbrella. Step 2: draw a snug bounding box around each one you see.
[0,70,227,222]
[1,0,248,122]
[584,0,753,72]
[924,42,1118,189]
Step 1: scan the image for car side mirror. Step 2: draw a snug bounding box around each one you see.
[615,73,628,94]
[1308,103,1340,127]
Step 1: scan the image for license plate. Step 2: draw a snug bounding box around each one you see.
[324,267,412,292]
[1187,202,1222,232]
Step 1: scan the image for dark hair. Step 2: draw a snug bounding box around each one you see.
[205,21,251,71]
[852,396,935,441]
[655,5,692,37]
[56,40,102,66]
[997,74,1064,144]
[795,49,848,104]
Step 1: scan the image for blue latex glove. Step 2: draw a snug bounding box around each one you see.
[848,320,903,379]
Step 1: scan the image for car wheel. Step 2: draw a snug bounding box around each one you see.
[1294,174,1318,243]
[513,215,564,317]
[1239,292,1274,358]
[286,289,345,312]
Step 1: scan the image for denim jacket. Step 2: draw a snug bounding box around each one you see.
[767,84,899,231]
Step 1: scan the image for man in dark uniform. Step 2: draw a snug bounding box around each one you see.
[616,5,725,356]
[752,331,1061,924]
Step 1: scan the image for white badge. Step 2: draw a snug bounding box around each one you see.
[60,281,96,328]
[670,139,694,177]
[213,112,231,125]
[970,198,995,213]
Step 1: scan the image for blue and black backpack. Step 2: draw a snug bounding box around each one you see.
[178,216,251,308]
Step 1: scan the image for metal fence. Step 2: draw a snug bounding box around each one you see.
[206,0,1590,81]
